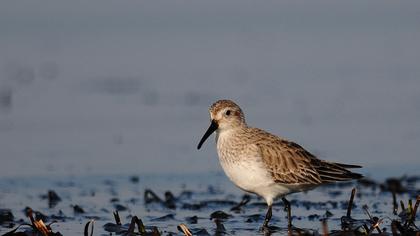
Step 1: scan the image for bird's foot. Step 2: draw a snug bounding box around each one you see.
[259,224,280,234]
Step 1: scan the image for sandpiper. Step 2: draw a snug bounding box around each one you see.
[197,99,362,228]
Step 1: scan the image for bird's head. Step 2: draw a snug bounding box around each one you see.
[197,99,246,149]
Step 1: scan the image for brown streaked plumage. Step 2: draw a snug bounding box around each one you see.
[197,99,363,229]
[253,127,362,185]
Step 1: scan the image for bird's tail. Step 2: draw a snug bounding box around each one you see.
[333,162,362,169]
[316,161,363,183]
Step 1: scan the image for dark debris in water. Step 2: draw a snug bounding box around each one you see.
[129,175,140,183]
[23,207,48,223]
[210,211,232,220]
[72,205,85,214]
[0,209,14,228]
[2,208,62,236]
[151,214,175,221]
[114,204,128,212]
[185,215,198,224]
[40,191,61,209]
[144,189,177,210]
[245,213,261,223]
[230,194,251,213]
[102,211,160,236]
[1,175,420,235]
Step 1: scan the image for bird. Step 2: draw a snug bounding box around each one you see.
[197,99,363,229]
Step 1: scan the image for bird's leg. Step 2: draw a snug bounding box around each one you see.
[282,197,292,228]
[262,205,272,228]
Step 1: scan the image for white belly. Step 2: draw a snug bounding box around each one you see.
[219,158,271,193]
[219,159,292,205]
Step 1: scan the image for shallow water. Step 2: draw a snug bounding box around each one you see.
[0,1,420,234]
[0,173,419,235]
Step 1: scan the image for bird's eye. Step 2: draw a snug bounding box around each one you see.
[225,110,231,116]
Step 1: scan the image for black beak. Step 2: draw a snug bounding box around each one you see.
[197,120,218,149]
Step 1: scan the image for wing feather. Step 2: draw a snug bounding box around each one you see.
[251,128,362,185]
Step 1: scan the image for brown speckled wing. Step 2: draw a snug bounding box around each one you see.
[256,139,322,185]
[252,128,362,185]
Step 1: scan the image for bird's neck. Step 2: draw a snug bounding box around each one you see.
[216,127,243,148]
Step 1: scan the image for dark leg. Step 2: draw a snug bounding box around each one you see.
[282,197,292,228]
[262,205,272,228]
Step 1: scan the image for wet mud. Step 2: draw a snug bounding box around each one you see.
[0,174,419,235]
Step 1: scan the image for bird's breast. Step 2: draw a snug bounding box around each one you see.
[218,153,275,195]
[216,132,274,193]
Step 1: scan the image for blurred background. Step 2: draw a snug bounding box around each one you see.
[0,0,419,179]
